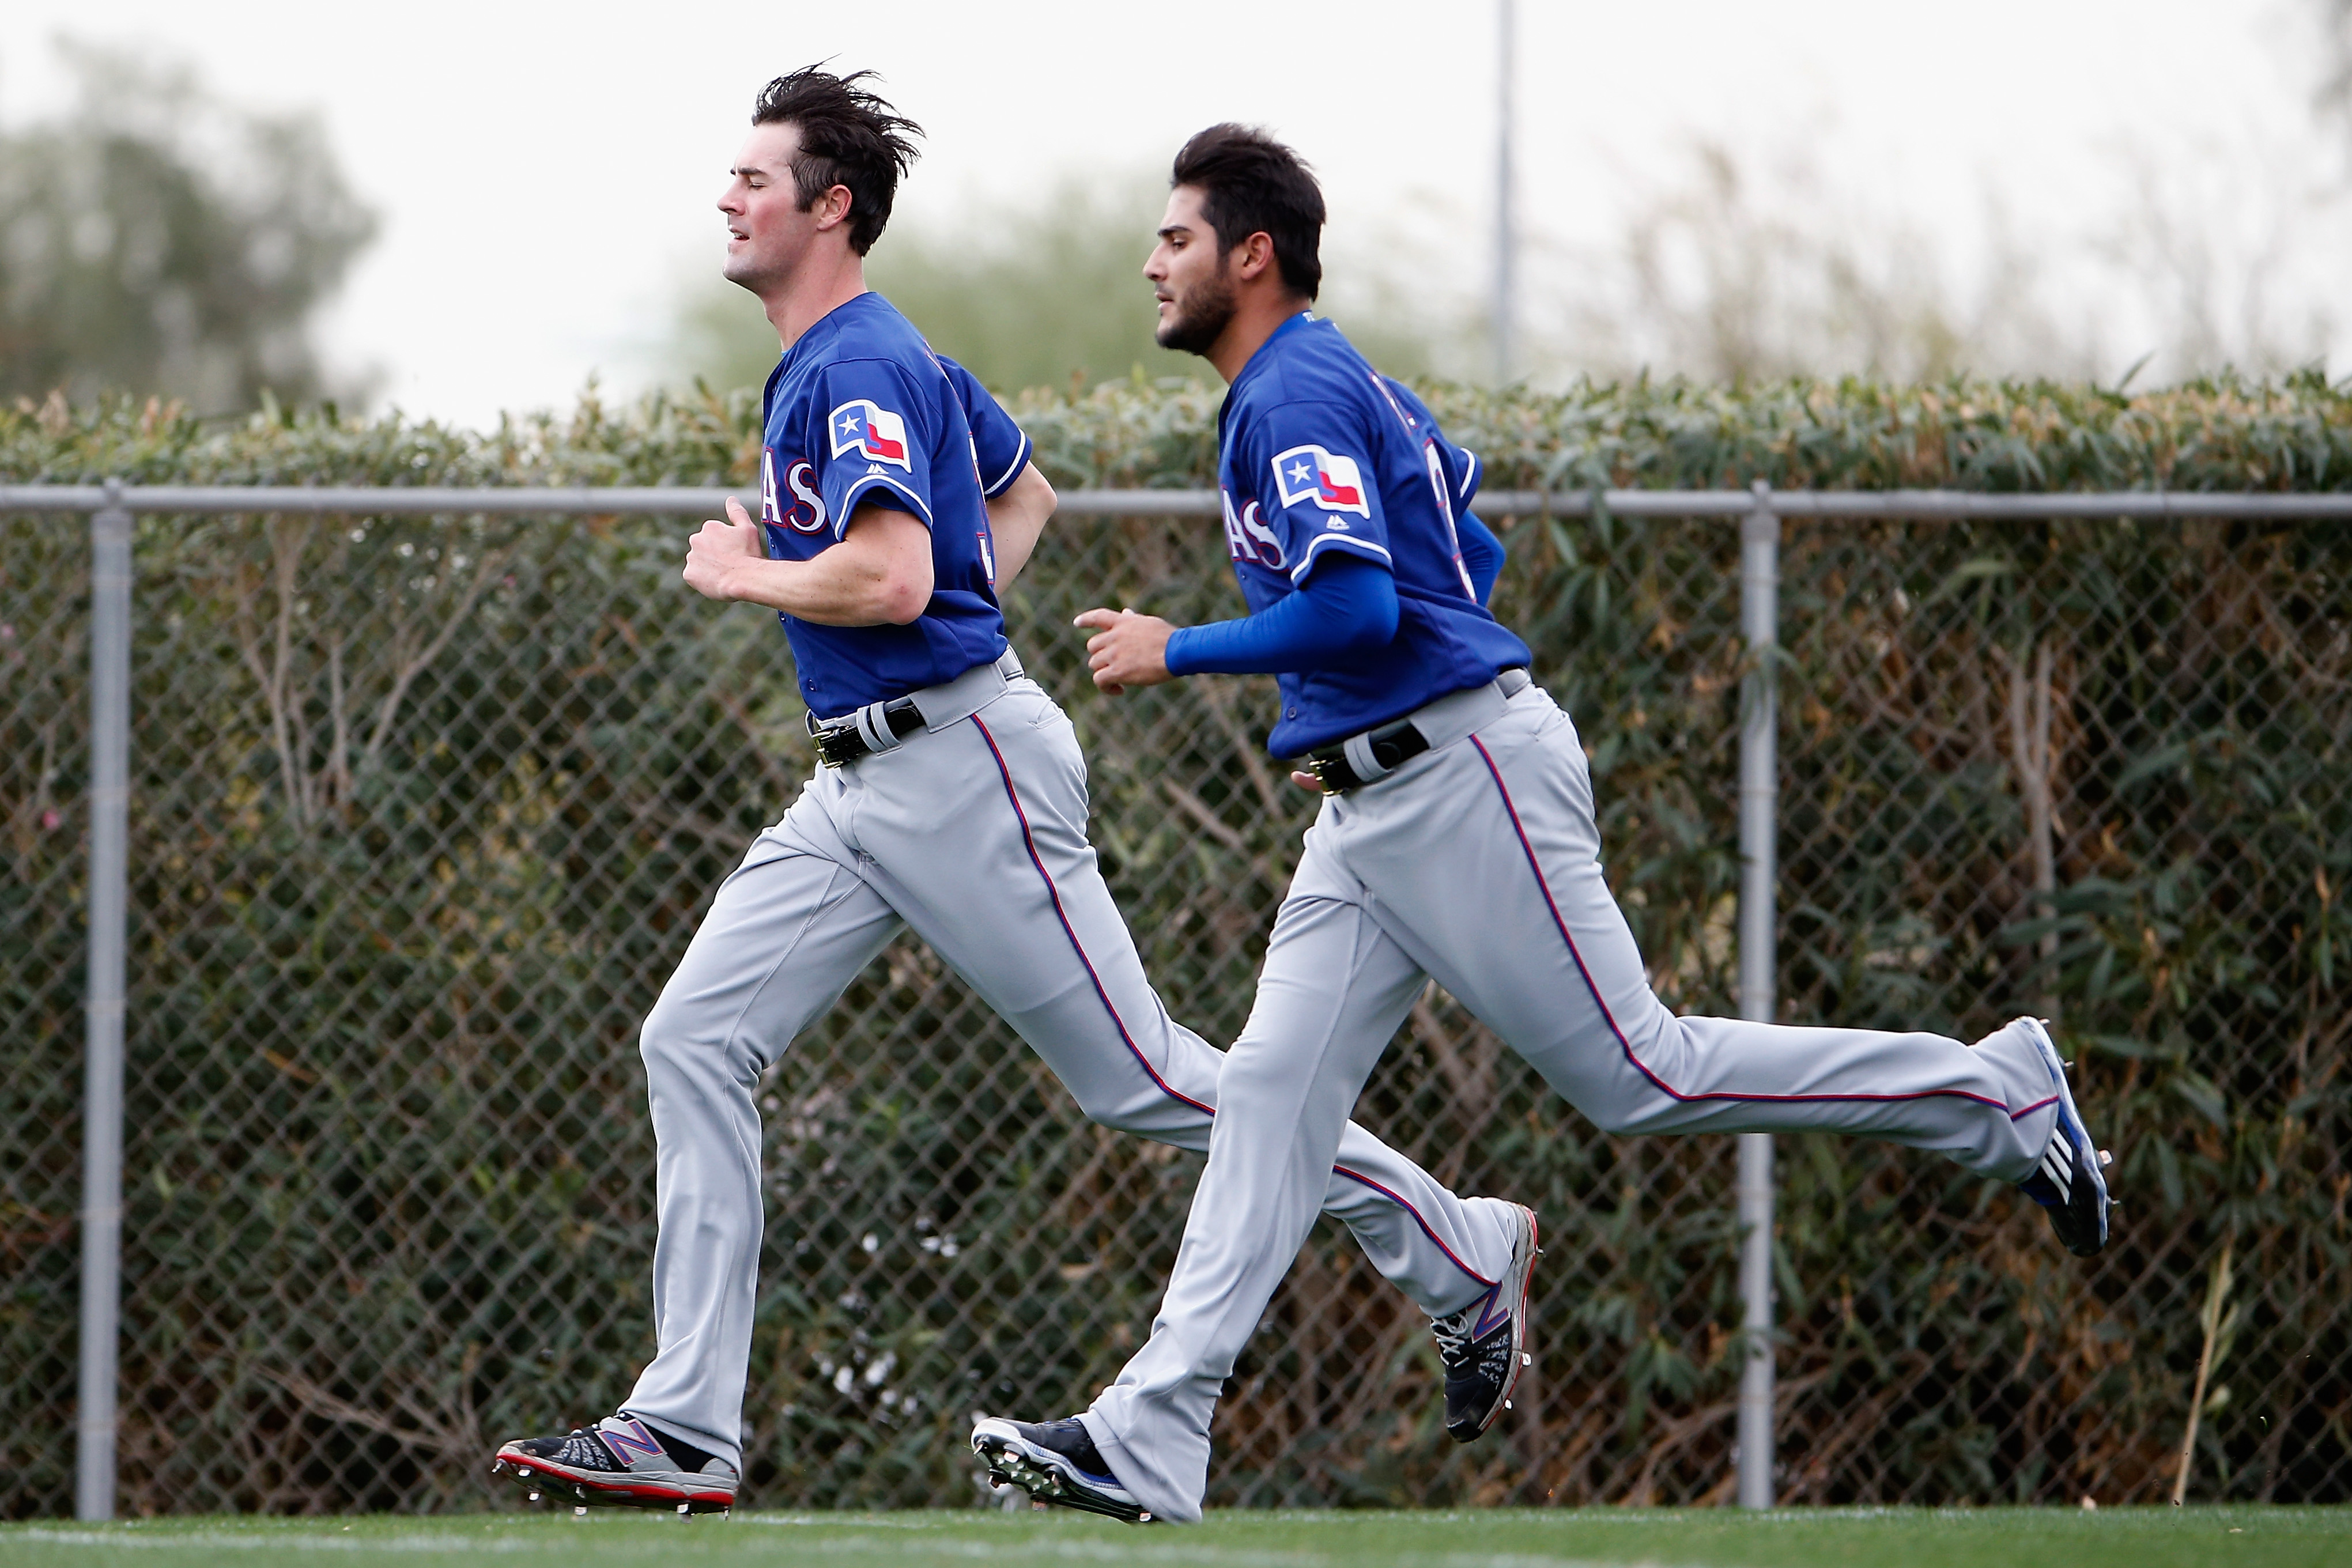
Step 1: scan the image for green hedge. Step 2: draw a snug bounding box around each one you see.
[2,373,2347,1516]
[9,367,2352,495]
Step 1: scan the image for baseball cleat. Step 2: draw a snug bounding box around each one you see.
[1430,1201,1539,1442]
[970,1416,1152,1523]
[2014,1018,2111,1257]
[490,1415,738,1513]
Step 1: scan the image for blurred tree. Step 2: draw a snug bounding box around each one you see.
[667,176,1179,395]
[872,178,1175,393]
[0,41,377,413]
[1548,140,2088,386]
[663,173,1444,396]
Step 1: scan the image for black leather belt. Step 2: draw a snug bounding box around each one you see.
[807,698,926,766]
[1299,667,1531,795]
[1300,719,1428,795]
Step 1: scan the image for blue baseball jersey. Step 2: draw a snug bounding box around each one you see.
[757,294,1025,719]
[1214,312,1531,755]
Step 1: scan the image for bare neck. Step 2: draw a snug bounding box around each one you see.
[1206,293,1313,384]
[764,245,871,351]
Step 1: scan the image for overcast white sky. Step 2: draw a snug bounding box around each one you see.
[3,0,2342,424]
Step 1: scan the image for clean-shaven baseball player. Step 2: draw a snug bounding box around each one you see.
[488,71,1536,1516]
[971,124,2112,1527]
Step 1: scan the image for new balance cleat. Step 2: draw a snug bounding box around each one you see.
[490,1415,738,1513]
[1431,1201,1539,1442]
[2014,1018,2112,1257]
[970,1416,1152,1523]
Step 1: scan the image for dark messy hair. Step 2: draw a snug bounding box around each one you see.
[1169,123,1324,300]
[750,66,922,255]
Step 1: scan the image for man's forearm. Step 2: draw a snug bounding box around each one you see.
[715,557,908,625]
[715,504,934,626]
[1164,554,1399,675]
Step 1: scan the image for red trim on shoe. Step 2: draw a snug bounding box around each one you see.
[492,1442,734,1507]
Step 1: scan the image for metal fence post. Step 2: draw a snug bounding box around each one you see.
[77,480,131,1522]
[1736,482,1780,1510]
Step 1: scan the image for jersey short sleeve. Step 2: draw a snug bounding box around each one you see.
[1249,399,1392,586]
[937,354,1032,500]
[1449,443,1482,512]
[809,358,937,539]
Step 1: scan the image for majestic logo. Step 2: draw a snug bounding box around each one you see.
[976,528,998,586]
[762,449,829,534]
[1221,489,1285,570]
[829,400,911,470]
[1271,444,1371,518]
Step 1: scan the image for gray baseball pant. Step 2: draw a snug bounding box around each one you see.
[618,657,1520,1464]
[1079,678,2065,1523]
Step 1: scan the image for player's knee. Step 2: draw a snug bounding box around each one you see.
[1072,1081,1172,1134]
[637,996,704,1081]
[1583,1101,1645,1136]
[1215,1037,1294,1103]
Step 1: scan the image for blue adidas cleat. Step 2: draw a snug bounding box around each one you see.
[971,1415,1152,1523]
[2015,1018,2112,1257]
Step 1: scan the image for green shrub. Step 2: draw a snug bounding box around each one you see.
[2,373,2346,1515]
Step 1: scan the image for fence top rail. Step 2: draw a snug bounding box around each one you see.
[1,482,2349,520]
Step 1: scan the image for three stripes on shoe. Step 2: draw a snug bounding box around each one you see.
[2038,1124,2076,1201]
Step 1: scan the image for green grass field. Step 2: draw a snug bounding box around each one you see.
[4,1507,2347,1568]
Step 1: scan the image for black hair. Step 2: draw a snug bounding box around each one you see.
[750,66,923,255]
[1169,123,1324,300]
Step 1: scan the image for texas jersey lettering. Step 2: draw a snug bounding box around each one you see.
[760,452,829,534]
[1219,490,1285,572]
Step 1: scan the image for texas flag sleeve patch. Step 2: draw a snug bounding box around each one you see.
[1270,444,1372,518]
[829,399,913,470]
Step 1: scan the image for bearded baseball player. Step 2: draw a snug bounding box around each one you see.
[969,124,2112,1526]
[486,72,1536,1516]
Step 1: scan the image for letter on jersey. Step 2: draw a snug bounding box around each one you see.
[1220,489,1286,570]
[761,448,829,533]
[829,400,912,470]
[1271,444,1371,519]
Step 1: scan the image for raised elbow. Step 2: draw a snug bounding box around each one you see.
[876,576,931,625]
[1327,585,1399,652]
[867,541,934,625]
[1304,553,1400,655]
[1339,600,1399,650]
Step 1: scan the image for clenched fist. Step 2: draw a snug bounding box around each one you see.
[682,497,768,601]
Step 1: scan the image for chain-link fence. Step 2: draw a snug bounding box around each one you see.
[3,496,2347,1518]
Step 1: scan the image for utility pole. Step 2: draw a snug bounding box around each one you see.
[1493,0,1517,385]
[1735,483,1781,1510]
